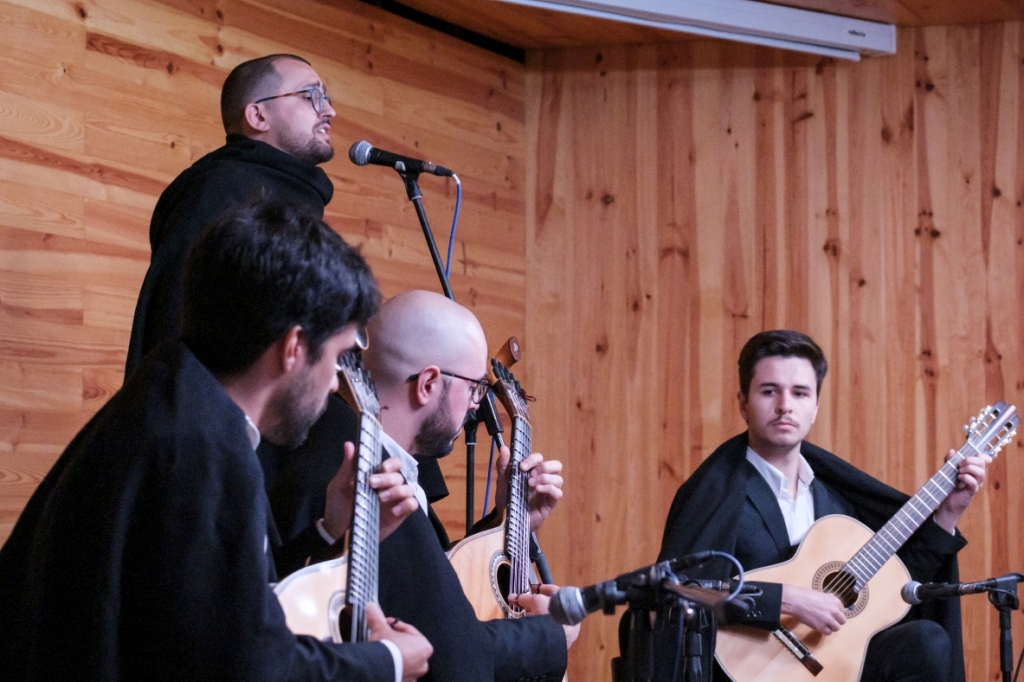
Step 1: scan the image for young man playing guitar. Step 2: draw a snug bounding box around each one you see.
[659,330,992,682]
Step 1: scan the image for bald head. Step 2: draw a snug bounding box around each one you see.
[363,290,487,390]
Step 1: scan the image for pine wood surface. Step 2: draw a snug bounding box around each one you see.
[526,27,1024,682]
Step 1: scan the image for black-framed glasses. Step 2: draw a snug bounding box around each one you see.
[254,88,332,115]
[407,369,490,402]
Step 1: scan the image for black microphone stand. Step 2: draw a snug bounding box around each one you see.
[392,164,555,583]
[461,391,503,535]
[610,561,731,682]
[985,574,1023,682]
[395,167,453,299]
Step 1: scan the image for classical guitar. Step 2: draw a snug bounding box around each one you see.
[715,402,1018,682]
[273,352,383,642]
[447,359,534,621]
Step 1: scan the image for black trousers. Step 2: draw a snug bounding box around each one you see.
[643,616,953,682]
[860,620,952,682]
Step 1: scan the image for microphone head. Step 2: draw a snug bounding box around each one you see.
[348,140,373,166]
[549,587,588,626]
[900,581,923,605]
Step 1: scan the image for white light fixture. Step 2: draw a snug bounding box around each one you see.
[494,0,896,60]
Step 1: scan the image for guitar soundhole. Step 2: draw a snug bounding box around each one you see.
[489,552,523,617]
[338,604,353,643]
[822,571,858,607]
[496,562,511,605]
[813,562,868,617]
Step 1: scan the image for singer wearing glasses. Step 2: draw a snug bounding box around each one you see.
[127,54,367,581]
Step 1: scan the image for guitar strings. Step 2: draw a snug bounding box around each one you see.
[807,449,975,604]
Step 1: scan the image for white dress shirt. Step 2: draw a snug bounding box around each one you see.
[745,447,816,545]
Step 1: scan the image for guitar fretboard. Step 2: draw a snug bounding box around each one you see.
[843,401,1017,590]
[504,417,532,618]
[346,412,382,641]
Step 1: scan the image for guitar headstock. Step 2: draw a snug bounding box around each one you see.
[963,401,1019,458]
[336,352,381,420]
[491,358,531,423]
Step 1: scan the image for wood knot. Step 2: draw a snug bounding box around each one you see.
[823,238,840,258]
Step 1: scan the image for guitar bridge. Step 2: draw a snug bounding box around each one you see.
[772,626,823,676]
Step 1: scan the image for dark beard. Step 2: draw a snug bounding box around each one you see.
[279,123,335,165]
[263,367,327,449]
[293,138,334,165]
[414,381,460,459]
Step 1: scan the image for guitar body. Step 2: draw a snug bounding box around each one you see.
[716,515,911,682]
[274,553,350,642]
[447,526,510,621]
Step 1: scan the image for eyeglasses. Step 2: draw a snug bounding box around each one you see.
[407,369,490,402]
[254,88,332,115]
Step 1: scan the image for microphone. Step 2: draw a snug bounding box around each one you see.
[548,552,724,626]
[549,580,624,626]
[901,578,1003,605]
[348,140,454,177]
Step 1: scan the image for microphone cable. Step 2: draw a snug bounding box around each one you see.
[443,175,462,279]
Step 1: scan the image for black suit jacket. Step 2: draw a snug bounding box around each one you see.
[727,460,853,627]
[0,342,393,682]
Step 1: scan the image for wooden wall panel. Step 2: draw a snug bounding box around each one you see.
[527,27,1024,682]
[0,0,527,543]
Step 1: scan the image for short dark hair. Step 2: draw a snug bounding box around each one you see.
[220,54,310,134]
[181,200,379,375]
[738,330,828,397]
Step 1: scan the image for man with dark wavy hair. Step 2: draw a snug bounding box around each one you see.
[0,201,431,682]
[658,329,991,682]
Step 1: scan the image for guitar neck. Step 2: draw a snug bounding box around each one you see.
[504,417,533,614]
[844,444,973,590]
[346,412,383,641]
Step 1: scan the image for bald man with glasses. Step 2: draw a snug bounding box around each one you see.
[268,289,575,682]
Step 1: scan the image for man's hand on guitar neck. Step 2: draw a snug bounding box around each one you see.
[512,585,581,651]
[932,448,993,534]
[366,603,433,682]
[323,443,419,541]
[494,447,565,531]
[780,585,847,635]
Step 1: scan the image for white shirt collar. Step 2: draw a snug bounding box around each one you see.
[745,446,814,495]
[244,414,261,450]
[378,429,429,516]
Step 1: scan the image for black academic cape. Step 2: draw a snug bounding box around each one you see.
[265,400,569,682]
[0,342,393,682]
[123,131,341,572]
[126,134,333,374]
[658,432,967,682]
